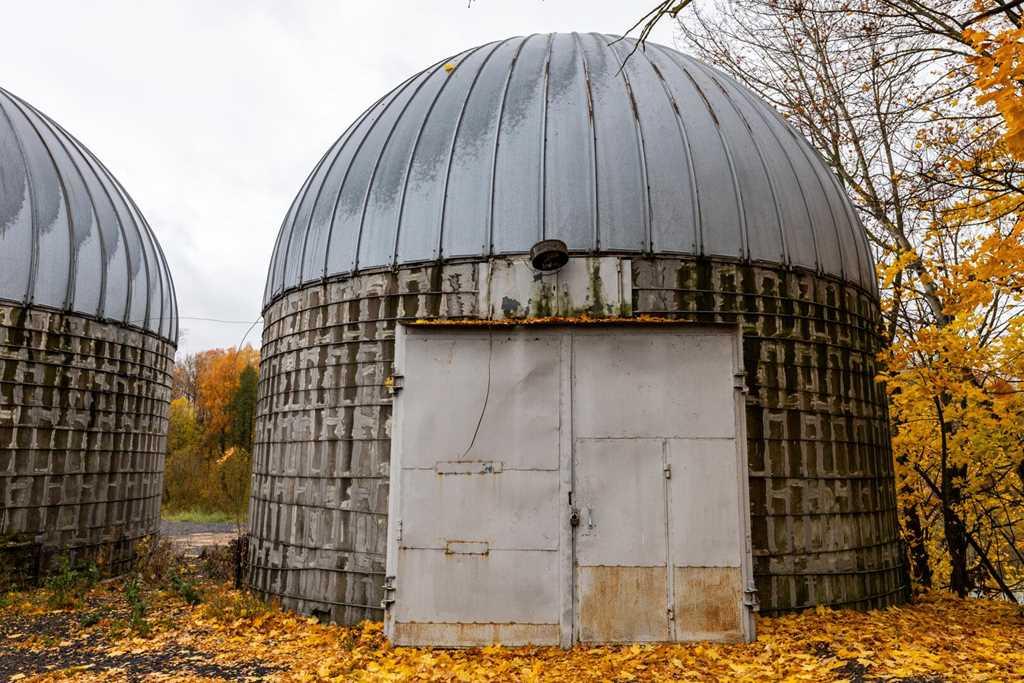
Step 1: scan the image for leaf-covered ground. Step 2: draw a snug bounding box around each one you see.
[2,571,1022,682]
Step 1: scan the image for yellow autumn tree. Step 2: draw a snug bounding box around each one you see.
[164,345,259,519]
[662,0,1024,599]
[196,345,260,451]
[967,23,1024,157]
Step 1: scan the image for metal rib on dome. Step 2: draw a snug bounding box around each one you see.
[0,87,177,343]
[265,33,876,308]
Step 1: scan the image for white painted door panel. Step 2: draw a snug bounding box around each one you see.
[573,438,667,566]
[572,330,737,439]
[399,468,560,550]
[668,438,743,566]
[398,332,561,470]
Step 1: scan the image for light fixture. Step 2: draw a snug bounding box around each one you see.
[529,239,569,272]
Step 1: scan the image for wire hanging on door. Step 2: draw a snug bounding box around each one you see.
[458,325,494,460]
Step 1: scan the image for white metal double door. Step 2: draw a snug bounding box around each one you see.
[385,324,754,647]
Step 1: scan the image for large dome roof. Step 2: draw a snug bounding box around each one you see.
[0,87,177,343]
[265,33,875,307]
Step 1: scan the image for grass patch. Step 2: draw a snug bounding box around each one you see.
[161,508,240,524]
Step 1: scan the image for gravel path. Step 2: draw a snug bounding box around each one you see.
[159,520,241,556]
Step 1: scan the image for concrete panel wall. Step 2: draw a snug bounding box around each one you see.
[0,303,174,577]
[250,256,905,622]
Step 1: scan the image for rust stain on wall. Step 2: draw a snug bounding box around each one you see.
[393,621,561,647]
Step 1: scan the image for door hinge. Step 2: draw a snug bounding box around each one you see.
[663,464,672,479]
[381,575,397,608]
[386,374,404,395]
[734,371,748,393]
[743,584,760,611]
[666,607,675,621]
[396,519,403,543]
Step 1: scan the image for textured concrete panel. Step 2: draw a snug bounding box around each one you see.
[0,303,174,576]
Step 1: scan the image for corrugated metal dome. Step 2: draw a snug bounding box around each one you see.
[0,87,177,343]
[265,33,875,308]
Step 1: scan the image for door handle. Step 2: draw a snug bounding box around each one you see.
[586,506,594,530]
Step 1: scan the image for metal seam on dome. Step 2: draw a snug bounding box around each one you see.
[573,33,600,251]
[437,36,520,260]
[295,85,397,287]
[0,92,41,306]
[155,230,178,342]
[281,135,343,295]
[324,56,452,278]
[821,153,869,290]
[784,122,845,280]
[22,97,110,319]
[46,115,133,325]
[820,169,863,288]
[65,128,136,329]
[660,49,749,260]
[270,175,310,297]
[726,81,817,272]
[73,135,149,328]
[290,153,344,287]
[759,107,827,275]
[279,84,389,296]
[695,62,787,265]
[641,45,702,254]
[539,33,555,242]
[314,74,425,284]
[6,94,77,311]
[264,212,292,303]
[605,35,654,253]
[92,143,155,334]
[393,40,502,266]
[127,192,170,341]
[827,170,874,292]
[486,35,533,256]
[353,54,466,274]
[270,137,335,299]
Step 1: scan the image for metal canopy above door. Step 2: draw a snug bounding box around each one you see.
[385,323,756,647]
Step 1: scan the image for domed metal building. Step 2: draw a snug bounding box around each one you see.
[251,33,905,633]
[0,87,177,579]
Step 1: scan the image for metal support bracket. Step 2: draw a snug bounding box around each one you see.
[386,374,404,395]
[381,575,397,608]
[743,584,760,612]
[733,371,748,393]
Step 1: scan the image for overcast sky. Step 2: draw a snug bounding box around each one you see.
[2,1,676,356]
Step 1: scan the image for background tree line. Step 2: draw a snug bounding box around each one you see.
[165,346,259,522]
[640,0,1024,600]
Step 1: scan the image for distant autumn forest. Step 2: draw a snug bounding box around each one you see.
[165,346,259,523]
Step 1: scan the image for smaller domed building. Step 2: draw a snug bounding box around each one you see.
[0,87,177,580]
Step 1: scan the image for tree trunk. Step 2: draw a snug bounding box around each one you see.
[936,399,971,596]
[902,500,933,588]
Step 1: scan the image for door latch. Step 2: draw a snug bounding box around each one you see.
[569,507,580,527]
